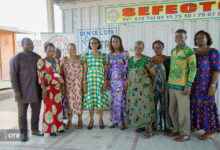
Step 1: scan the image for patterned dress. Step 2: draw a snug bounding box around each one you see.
[81,52,109,110]
[190,48,220,133]
[152,57,171,131]
[107,51,129,125]
[126,56,155,128]
[63,58,83,115]
[37,58,64,133]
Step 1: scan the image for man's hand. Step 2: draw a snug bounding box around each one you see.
[14,92,21,101]
[183,86,191,95]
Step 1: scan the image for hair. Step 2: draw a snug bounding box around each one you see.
[135,40,145,49]
[194,30,213,46]
[21,38,32,46]
[109,35,124,53]
[88,37,101,50]
[152,40,164,49]
[44,42,55,52]
[175,29,187,35]
[67,43,76,49]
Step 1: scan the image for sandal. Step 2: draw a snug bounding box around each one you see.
[134,128,146,133]
[75,121,83,129]
[199,133,214,140]
[142,131,154,139]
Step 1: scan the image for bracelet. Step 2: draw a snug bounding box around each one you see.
[210,84,215,87]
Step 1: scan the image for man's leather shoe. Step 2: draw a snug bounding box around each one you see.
[32,130,44,136]
[166,132,178,137]
[174,135,191,142]
[20,133,28,142]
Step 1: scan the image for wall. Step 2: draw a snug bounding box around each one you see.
[0,31,15,80]
[58,0,220,110]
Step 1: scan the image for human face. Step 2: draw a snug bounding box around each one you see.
[153,43,163,56]
[112,37,120,51]
[90,39,99,51]
[134,43,144,56]
[195,33,208,47]
[175,32,187,46]
[46,46,55,59]
[54,49,61,59]
[68,45,76,57]
[22,40,34,52]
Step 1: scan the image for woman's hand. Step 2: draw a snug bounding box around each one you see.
[83,83,88,93]
[102,81,108,92]
[124,80,128,91]
[148,67,156,77]
[42,88,47,100]
[208,86,216,97]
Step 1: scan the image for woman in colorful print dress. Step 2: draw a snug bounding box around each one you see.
[62,43,83,129]
[190,30,220,140]
[151,40,171,131]
[81,37,109,130]
[107,35,129,130]
[126,41,156,138]
[37,43,64,136]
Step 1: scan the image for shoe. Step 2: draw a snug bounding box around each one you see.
[166,132,178,137]
[120,126,126,130]
[32,130,44,136]
[58,130,65,133]
[50,133,57,136]
[199,133,214,140]
[109,125,116,129]
[87,125,93,130]
[134,128,146,133]
[100,125,105,129]
[174,135,191,142]
[87,120,94,130]
[20,133,28,142]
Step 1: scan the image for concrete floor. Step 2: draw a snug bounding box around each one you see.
[0,97,219,150]
[0,80,11,90]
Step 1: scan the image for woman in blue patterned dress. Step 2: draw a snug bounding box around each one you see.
[190,30,220,140]
[81,37,109,130]
[107,35,129,130]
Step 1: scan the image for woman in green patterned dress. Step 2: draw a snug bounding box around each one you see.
[81,37,109,130]
[126,41,156,138]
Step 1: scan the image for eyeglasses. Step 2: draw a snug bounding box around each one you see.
[91,42,98,45]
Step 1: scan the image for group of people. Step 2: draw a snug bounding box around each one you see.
[10,29,220,142]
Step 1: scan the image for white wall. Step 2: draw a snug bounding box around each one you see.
[58,0,220,111]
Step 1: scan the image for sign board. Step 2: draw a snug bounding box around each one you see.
[105,0,220,24]
[41,33,75,57]
[78,28,117,53]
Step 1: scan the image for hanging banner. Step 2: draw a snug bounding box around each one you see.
[41,33,75,57]
[78,28,117,53]
[105,0,220,24]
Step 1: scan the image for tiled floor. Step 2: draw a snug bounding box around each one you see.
[0,98,219,150]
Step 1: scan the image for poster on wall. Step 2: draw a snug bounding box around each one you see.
[41,33,75,57]
[105,0,220,24]
[78,28,117,53]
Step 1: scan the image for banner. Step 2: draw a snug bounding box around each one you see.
[78,28,117,53]
[105,0,220,24]
[41,33,75,57]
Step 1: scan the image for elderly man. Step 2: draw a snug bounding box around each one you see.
[10,38,44,142]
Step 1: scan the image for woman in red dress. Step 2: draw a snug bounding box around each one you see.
[37,43,64,136]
